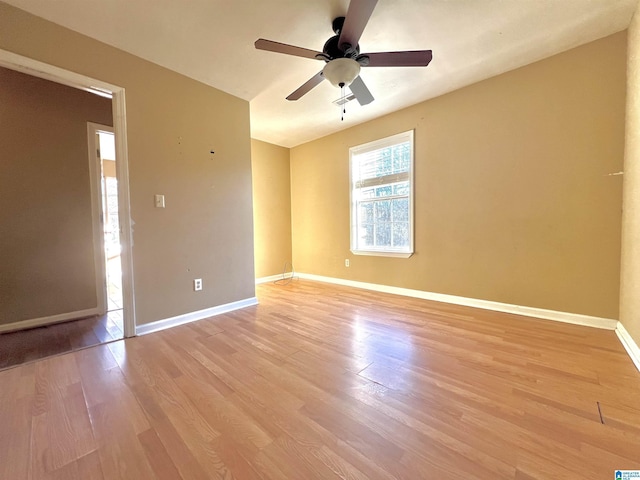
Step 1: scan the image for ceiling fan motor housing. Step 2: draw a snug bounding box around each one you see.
[332,16,345,35]
[323,34,360,60]
[324,17,360,60]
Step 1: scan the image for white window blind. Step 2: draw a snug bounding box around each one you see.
[350,130,414,257]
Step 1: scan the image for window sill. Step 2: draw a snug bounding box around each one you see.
[351,250,413,258]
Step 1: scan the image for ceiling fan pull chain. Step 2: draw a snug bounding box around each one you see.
[341,85,346,121]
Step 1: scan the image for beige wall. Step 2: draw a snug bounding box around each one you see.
[0,2,255,326]
[251,139,292,278]
[291,32,626,319]
[0,66,113,324]
[620,2,640,345]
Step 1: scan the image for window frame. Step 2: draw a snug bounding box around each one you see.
[349,130,414,258]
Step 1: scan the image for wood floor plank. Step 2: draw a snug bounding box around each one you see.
[87,400,156,480]
[0,395,33,480]
[211,433,269,480]
[148,415,212,480]
[157,329,236,397]
[1,279,639,478]
[122,349,232,478]
[29,379,98,477]
[137,427,183,480]
[75,451,105,480]
[259,438,334,480]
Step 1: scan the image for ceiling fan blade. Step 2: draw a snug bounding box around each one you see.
[363,50,433,67]
[255,39,324,60]
[286,71,325,101]
[338,0,378,52]
[349,75,374,105]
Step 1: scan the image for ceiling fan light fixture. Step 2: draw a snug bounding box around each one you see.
[323,58,361,88]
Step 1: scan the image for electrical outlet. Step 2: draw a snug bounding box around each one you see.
[194,278,203,291]
[345,259,350,267]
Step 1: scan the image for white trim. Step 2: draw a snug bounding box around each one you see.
[351,250,413,258]
[0,308,100,333]
[296,273,618,330]
[0,49,136,338]
[256,273,294,284]
[135,297,259,336]
[0,51,115,98]
[87,123,113,316]
[616,322,640,372]
[111,89,136,338]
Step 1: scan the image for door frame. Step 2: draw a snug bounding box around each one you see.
[0,49,136,338]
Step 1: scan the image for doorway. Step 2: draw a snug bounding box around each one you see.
[90,125,124,318]
[100,131,124,313]
[0,68,131,370]
[0,49,136,342]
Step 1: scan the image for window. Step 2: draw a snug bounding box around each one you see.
[350,130,414,257]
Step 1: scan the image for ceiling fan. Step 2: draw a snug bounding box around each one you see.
[254,0,433,106]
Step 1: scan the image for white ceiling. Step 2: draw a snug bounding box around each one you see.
[5,0,637,147]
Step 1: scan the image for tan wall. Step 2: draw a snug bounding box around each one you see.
[0,2,255,326]
[620,2,640,345]
[291,32,626,319]
[251,139,292,278]
[0,66,113,324]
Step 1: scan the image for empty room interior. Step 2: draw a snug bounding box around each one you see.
[1,0,640,478]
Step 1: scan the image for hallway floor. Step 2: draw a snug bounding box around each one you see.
[0,309,123,371]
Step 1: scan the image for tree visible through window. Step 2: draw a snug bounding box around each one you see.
[350,130,414,257]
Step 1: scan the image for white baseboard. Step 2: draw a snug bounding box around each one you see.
[135,297,258,336]
[256,273,294,284]
[296,273,618,330]
[0,307,101,333]
[616,322,640,372]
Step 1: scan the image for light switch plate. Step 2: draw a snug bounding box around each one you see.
[154,194,165,208]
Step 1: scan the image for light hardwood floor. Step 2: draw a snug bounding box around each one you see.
[1,279,639,479]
